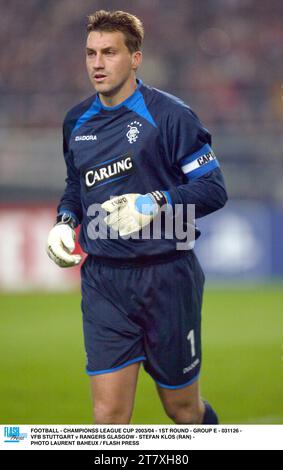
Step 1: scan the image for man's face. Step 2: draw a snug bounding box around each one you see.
[86,30,141,96]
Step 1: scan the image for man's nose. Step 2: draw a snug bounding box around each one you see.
[93,53,104,69]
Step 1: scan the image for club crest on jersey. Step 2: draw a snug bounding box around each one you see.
[126,121,142,144]
[84,153,134,191]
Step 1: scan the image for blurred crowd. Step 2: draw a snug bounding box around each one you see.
[0,0,282,129]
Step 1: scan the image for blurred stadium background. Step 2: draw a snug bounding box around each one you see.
[0,0,282,424]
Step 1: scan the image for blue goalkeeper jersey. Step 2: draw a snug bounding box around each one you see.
[58,78,227,263]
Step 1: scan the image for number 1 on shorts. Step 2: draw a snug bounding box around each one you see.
[187,329,196,358]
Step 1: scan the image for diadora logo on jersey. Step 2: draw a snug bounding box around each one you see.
[84,153,134,190]
[126,121,142,144]
[75,134,97,142]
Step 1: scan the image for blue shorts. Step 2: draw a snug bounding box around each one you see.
[81,250,205,389]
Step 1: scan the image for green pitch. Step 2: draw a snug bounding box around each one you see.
[0,285,282,424]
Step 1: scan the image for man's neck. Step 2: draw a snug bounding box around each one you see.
[99,77,138,108]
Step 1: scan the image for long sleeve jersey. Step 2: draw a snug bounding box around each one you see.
[58,78,228,264]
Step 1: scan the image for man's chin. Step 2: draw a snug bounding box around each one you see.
[93,82,113,96]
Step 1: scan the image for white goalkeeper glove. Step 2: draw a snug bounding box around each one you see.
[101,191,169,236]
[46,213,82,268]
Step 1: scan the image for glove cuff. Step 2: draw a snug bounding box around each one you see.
[55,213,77,229]
[148,191,169,208]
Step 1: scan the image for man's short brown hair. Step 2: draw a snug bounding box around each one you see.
[86,10,144,53]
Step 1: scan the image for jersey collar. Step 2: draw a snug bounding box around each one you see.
[96,78,143,111]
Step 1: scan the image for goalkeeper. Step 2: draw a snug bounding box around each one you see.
[47,10,228,425]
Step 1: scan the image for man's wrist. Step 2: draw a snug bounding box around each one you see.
[148,190,171,207]
[135,191,173,216]
[56,212,78,229]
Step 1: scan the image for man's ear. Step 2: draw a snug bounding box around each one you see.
[132,51,142,71]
